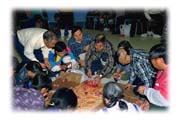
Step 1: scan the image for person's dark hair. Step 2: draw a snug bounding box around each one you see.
[32,73,52,91]
[149,43,167,64]
[54,13,60,20]
[117,40,132,55]
[54,41,67,52]
[26,61,43,74]
[34,14,43,22]
[48,87,77,110]
[43,30,56,42]
[72,25,82,35]
[103,82,128,111]
[94,34,106,44]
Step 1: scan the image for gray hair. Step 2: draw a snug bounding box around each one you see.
[43,30,56,42]
[103,81,124,100]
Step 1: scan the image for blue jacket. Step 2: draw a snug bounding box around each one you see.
[48,49,76,68]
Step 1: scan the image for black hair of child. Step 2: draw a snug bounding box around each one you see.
[53,41,67,61]
[31,73,52,91]
[149,43,167,64]
[48,87,77,110]
[54,41,67,52]
[26,61,43,74]
[117,40,132,55]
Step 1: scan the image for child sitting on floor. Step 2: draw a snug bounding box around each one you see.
[47,87,77,111]
[137,43,169,107]
[100,81,141,112]
[48,41,79,80]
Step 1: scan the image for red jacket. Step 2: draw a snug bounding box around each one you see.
[154,66,168,100]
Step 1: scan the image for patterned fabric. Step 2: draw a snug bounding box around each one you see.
[85,40,114,77]
[68,33,93,60]
[129,48,156,87]
[13,86,44,111]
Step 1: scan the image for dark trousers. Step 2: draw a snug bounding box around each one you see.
[13,35,44,64]
[148,13,166,35]
[90,52,109,75]
[91,59,103,75]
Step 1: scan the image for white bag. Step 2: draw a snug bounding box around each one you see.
[120,24,131,37]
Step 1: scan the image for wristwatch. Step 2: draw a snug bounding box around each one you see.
[99,74,103,78]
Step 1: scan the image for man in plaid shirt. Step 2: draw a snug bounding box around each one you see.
[117,41,156,89]
[85,34,114,83]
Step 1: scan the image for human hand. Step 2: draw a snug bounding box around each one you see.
[44,58,51,70]
[79,59,85,67]
[83,45,90,52]
[94,75,101,84]
[61,65,67,71]
[66,62,72,69]
[40,63,46,69]
[113,72,121,80]
[140,100,150,111]
[125,83,132,90]
[137,86,146,95]
[87,69,92,78]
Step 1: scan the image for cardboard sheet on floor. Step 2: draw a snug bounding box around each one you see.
[52,72,82,89]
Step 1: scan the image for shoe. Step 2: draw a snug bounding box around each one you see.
[141,33,147,37]
[153,34,161,38]
[51,77,57,82]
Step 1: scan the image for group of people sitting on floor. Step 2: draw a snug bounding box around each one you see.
[12,25,168,112]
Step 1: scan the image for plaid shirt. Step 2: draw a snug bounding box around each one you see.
[68,33,93,61]
[85,40,114,77]
[129,49,156,87]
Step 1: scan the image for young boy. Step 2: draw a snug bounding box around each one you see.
[48,41,78,80]
[137,44,168,107]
